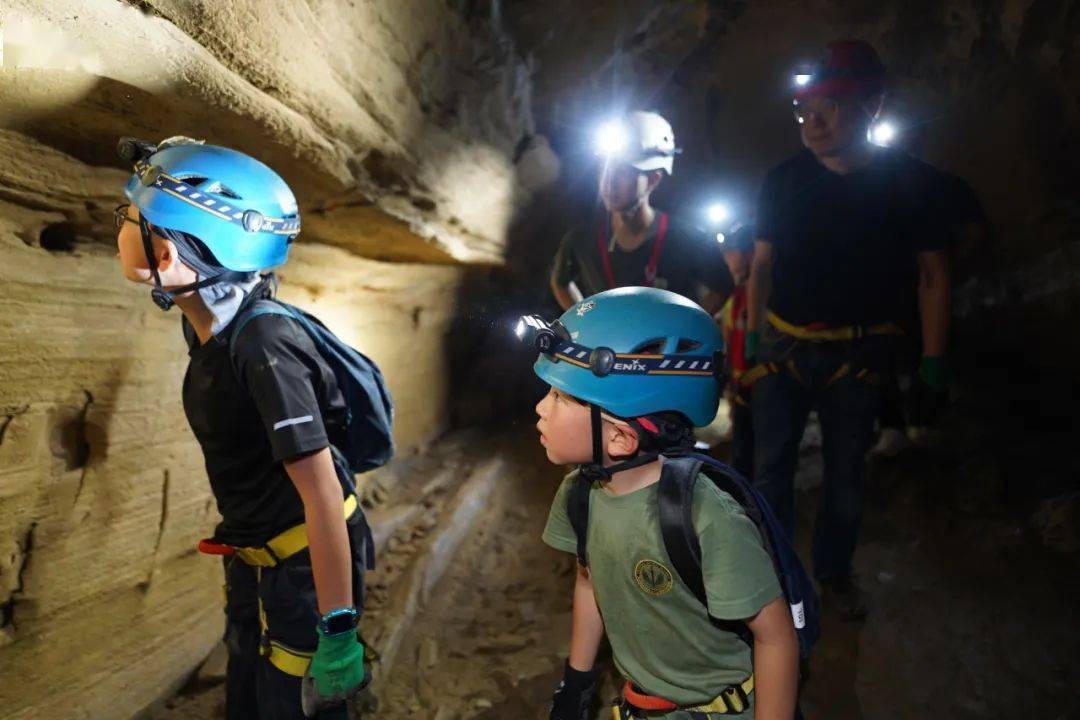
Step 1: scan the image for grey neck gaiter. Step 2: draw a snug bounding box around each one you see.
[197,274,262,336]
[160,227,262,336]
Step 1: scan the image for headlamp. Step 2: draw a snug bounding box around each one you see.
[516,314,569,354]
[706,202,731,225]
[595,120,629,157]
[794,73,813,87]
[117,136,158,164]
[869,121,897,147]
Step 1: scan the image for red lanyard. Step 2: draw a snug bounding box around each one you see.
[595,212,669,289]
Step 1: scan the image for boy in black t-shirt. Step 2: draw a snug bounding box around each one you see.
[746,42,951,620]
[114,137,369,718]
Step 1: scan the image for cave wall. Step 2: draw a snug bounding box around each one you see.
[0,2,554,717]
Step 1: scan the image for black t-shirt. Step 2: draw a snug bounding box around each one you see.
[552,211,732,302]
[935,171,987,230]
[756,148,948,327]
[182,306,348,547]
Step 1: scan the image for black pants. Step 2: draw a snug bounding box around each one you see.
[752,331,895,580]
[223,511,371,720]
[730,395,755,481]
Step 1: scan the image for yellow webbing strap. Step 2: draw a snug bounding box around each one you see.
[784,358,806,387]
[266,640,313,677]
[685,675,755,715]
[737,363,774,389]
[719,296,736,336]
[267,494,358,562]
[767,311,903,342]
[246,495,360,676]
[236,494,359,568]
[255,566,316,677]
[235,546,278,567]
[825,362,851,388]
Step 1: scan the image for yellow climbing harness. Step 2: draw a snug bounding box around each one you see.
[203,494,360,676]
[255,494,359,676]
[612,675,756,718]
[732,312,902,392]
[766,311,903,342]
[230,494,359,568]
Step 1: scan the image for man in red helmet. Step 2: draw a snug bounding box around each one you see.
[746,40,951,620]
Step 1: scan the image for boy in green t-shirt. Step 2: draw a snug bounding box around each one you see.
[517,287,798,719]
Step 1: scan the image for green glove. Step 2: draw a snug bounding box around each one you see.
[918,356,948,392]
[745,331,760,363]
[302,625,367,716]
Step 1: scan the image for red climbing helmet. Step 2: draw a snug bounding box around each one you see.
[794,40,886,101]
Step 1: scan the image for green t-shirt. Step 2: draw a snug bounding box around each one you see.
[542,470,781,713]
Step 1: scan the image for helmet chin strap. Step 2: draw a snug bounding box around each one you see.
[139,214,247,311]
[578,404,664,482]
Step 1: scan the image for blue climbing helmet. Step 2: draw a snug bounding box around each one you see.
[520,287,724,479]
[118,136,300,309]
[528,287,723,426]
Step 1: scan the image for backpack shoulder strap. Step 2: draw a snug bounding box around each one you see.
[228,300,295,356]
[657,455,707,605]
[659,454,756,642]
[227,300,300,384]
[566,473,592,567]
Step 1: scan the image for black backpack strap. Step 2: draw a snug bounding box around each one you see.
[227,299,293,374]
[566,473,592,567]
[658,455,753,643]
[658,455,707,603]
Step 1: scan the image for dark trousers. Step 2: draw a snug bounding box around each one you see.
[730,396,755,480]
[223,512,370,720]
[878,370,906,431]
[751,330,891,581]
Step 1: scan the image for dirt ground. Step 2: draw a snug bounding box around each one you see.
[149,422,1080,720]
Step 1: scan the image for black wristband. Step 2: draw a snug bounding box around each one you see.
[562,660,597,691]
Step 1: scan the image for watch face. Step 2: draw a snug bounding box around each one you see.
[324,611,358,636]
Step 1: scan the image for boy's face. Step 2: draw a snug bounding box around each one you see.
[535,387,594,466]
[115,204,154,283]
[114,204,198,290]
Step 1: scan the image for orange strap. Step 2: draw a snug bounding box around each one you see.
[197,538,236,556]
[622,680,677,711]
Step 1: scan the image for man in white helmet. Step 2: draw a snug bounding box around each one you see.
[550,111,729,312]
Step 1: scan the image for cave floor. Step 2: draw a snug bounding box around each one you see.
[149,424,1079,720]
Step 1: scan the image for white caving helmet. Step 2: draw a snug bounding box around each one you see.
[595,111,679,176]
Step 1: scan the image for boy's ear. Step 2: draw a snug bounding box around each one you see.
[606,422,640,460]
[154,236,179,272]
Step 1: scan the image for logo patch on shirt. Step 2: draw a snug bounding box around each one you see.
[634,559,674,596]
